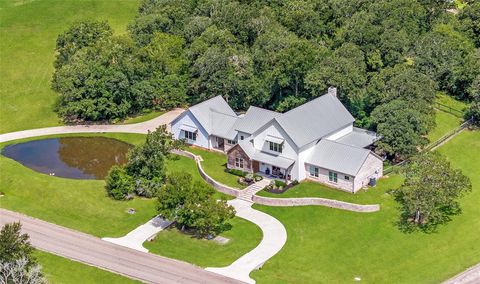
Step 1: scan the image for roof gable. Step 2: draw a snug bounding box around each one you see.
[275,93,355,148]
[234,106,281,134]
[188,96,237,134]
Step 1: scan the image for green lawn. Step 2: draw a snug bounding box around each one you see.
[120,111,165,125]
[187,147,247,189]
[35,250,139,284]
[251,130,480,283]
[0,133,232,237]
[256,176,403,205]
[0,0,140,134]
[144,217,262,268]
[428,109,464,143]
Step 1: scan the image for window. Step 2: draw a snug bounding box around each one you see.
[240,135,244,140]
[329,171,338,183]
[184,130,196,141]
[309,165,319,177]
[227,140,237,145]
[344,175,350,181]
[269,141,283,153]
[235,157,244,168]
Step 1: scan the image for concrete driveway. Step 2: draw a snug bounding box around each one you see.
[0,108,184,143]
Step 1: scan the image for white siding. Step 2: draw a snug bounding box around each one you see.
[353,153,383,192]
[171,111,210,149]
[252,122,297,161]
[325,124,353,140]
[237,131,250,142]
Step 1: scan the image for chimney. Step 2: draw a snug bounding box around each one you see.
[328,86,337,97]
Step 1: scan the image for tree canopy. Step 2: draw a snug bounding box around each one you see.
[394,152,472,232]
[53,0,480,159]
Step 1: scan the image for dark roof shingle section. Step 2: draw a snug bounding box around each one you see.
[275,94,354,147]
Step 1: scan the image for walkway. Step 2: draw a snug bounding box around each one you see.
[0,108,184,143]
[0,209,240,284]
[103,216,173,252]
[237,178,271,202]
[443,263,480,284]
[206,198,287,284]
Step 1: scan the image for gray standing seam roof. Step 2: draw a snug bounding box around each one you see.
[236,140,295,169]
[305,139,372,176]
[188,96,237,135]
[210,111,239,140]
[234,106,281,134]
[275,94,355,148]
[335,127,380,148]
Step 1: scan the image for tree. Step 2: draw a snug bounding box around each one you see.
[394,152,471,232]
[414,24,478,99]
[105,166,134,200]
[458,1,480,47]
[157,172,235,237]
[0,223,35,267]
[54,20,113,68]
[370,99,431,159]
[0,258,47,284]
[275,96,306,112]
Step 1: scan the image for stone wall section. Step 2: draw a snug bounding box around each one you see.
[226,144,253,172]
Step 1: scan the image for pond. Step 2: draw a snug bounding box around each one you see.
[1,137,132,180]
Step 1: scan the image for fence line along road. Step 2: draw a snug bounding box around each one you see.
[0,209,241,284]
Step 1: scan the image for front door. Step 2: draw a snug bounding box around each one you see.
[216,137,225,151]
[252,160,260,172]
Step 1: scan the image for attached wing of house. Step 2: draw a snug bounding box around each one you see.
[170,88,384,193]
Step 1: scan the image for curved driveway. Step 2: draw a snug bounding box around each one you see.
[206,199,287,284]
[0,108,184,143]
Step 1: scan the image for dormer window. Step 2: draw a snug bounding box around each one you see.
[269,141,283,153]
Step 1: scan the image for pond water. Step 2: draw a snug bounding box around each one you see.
[1,137,132,180]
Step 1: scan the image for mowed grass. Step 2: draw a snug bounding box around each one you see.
[144,217,262,268]
[428,93,467,143]
[257,176,403,205]
[188,146,247,189]
[252,130,480,283]
[35,250,140,284]
[0,133,231,237]
[0,0,140,134]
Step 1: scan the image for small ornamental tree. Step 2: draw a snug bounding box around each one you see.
[394,152,472,232]
[105,166,134,200]
[157,172,235,237]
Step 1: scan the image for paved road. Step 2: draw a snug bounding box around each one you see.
[0,108,184,143]
[0,209,241,284]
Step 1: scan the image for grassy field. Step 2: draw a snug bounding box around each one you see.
[251,130,480,283]
[0,133,231,237]
[0,0,140,134]
[428,93,467,143]
[144,217,262,268]
[188,146,247,189]
[35,250,139,284]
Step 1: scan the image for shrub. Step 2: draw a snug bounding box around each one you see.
[228,168,247,177]
[244,173,254,183]
[254,174,263,182]
[105,166,134,200]
[274,180,287,188]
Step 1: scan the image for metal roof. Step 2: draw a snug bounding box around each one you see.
[189,96,237,135]
[210,111,239,140]
[305,139,372,176]
[236,140,295,169]
[180,124,198,132]
[334,127,380,148]
[265,135,284,144]
[275,93,355,148]
[234,106,281,134]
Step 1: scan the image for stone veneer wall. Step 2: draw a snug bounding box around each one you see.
[252,195,380,212]
[353,153,383,192]
[304,164,355,193]
[226,144,253,172]
[172,149,241,197]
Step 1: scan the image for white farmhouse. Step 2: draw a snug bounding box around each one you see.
[170,88,383,193]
